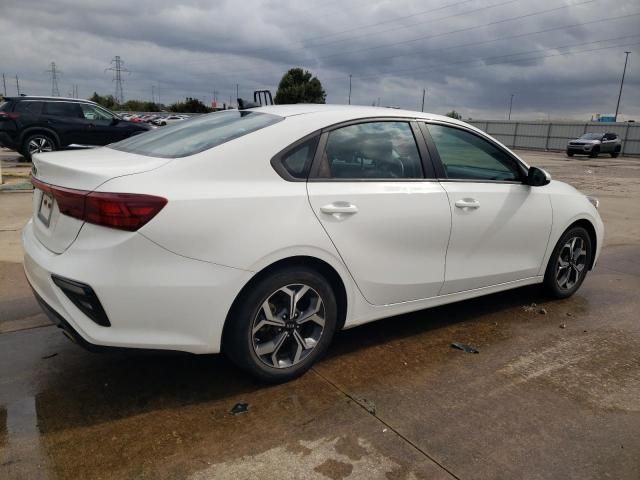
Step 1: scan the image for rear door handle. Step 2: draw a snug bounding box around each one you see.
[455,198,480,209]
[320,202,359,215]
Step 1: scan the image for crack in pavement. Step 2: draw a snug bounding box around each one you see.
[311,367,462,480]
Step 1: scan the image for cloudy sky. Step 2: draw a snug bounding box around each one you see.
[1,0,638,119]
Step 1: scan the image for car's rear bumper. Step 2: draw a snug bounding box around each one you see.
[23,219,253,354]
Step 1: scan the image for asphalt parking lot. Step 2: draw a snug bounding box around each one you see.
[1,149,639,480]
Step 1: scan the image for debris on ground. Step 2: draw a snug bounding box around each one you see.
[230,403,249,415]
[538,308,547,315]
[41,353,58,359]
[560,323,567,329]
[522,302,537,312]
[566,312,573,317]
[357,398,376,415]
[451,342,480,354]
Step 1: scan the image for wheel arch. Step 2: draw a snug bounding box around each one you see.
[221,255,349,351]
[565,218,598,270]
[19,127,61,148]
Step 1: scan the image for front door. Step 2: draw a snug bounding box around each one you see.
[307,120,451,306]
[79,104,121,145]
[423,123,553,294]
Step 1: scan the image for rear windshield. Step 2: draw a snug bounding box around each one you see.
[110,110,283,158]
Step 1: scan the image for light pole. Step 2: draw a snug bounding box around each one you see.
[614,51,631,122]
[421,88,426,112]
[348,74,352,105]
[508,93,514,120]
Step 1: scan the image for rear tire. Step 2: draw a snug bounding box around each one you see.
[224,266,338,383]
[544,227,592,299]
[21,133,56,162]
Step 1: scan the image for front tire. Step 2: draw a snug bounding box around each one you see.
[566,151,574,157]
[611,151,620,158]
[21,133,56,162]
[589,147,599,158]
[544,227,592,299]
[224,267,338,383]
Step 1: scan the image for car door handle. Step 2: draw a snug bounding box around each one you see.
[455,198,480,209]
[320,202,359,215]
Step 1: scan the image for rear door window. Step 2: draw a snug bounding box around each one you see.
[44,102,83,118]
[110,110,283,158]
[14,101,44,115]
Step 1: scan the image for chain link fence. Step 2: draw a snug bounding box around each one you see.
[468,120,640,156]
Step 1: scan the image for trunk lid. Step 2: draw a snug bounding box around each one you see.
[31,147,171,253]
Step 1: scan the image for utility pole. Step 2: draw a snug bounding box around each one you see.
[236,83,239,101]
[15,75,20,95]
[106,56,128,104]
[2,74,6,96]
[508,93,514,120]
[614,51,631,122]
[421,88,426,112]
[46,62,60,96]
[152,85,155,103]
[348,74,352,105]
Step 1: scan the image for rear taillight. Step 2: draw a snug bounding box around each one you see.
[31,177,167,231]
[0,111,19,120]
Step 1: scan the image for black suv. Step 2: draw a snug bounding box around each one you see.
[0,96,151,161]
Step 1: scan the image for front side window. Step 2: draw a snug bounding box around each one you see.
[318,121,423,179]
[44,102,82,118]
[110,110,283,158]
[427,124,522,181]
[80,104,113,121]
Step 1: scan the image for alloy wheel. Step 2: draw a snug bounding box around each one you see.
[28,137,54,155]
[555,236,587,290]
[251,284,326,369]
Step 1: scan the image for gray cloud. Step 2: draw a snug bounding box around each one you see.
[1,0,638,119]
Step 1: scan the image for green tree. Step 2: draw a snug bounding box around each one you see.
[121,100,162,112]
[169,97,212,113]
[445,110,462,120]
[275,68,326,104]
[89,92,118,109]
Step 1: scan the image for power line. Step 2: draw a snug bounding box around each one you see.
[182,0,603,83]
[106,56,129,104]
[45,62,61,96]
[355,34,640,81]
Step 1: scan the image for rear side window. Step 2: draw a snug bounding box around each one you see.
[44,102,83,118]
[110,110,283,158]
[272,136,319,180]
[14,101,44,115]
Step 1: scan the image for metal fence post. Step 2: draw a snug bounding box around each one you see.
[583,123,589,134]
[622,123,631,157]
[484,121,489,133]
[545,123,552,150]
[513,122,519,148]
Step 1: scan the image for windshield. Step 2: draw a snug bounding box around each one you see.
[110,110,283,158]
[580,133,605,140]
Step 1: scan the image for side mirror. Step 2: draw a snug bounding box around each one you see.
[110,117,120,126]
[527,167,551,187]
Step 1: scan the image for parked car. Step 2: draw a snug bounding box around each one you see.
[0,96,151,161]
[153,115,187,126]
[566,132,621,158]
[24,105,603,382]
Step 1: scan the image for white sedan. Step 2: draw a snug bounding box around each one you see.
[23,105,603,382]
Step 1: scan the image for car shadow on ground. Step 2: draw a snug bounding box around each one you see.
[32,283,548,434]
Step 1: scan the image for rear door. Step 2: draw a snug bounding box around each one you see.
[422,122,552,294]
[307,120,451,306]
[42,101,86,146]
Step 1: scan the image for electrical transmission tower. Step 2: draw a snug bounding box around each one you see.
[106,56,129,104]
[46,62,61,96]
